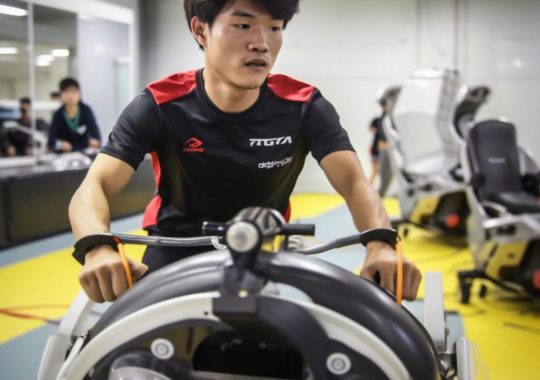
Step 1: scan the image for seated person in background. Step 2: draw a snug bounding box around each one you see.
[18,97,49,131]
[47,78,101,153]
[5,97,49,157]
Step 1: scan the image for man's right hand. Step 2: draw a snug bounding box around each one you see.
[79,246,148,302]
[59,140,73,152]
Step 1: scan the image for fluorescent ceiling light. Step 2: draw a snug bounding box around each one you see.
[36,54,54,67]
[0,47,18,55]
[0,4,28,17]
[51,49,69,57]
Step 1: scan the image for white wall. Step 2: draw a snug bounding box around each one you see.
[416,0,458,68]
[139,0,203,86]
[465,0,540,161]
[78,17,130,137]
[139,0,540,192]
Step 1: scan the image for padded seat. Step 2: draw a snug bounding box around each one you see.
[468,120,540,215]
[489,191,540,214]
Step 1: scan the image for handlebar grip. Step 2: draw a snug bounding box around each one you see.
[281,223,316,236]
[201,221,226,236]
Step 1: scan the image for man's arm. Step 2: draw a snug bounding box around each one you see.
[320,150,421,300]
[69,153,148,302]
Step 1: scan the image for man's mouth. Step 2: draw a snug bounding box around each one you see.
[244,58,268,68]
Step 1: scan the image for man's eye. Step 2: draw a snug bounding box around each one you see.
[235,24,250,30]
[271,26,282,32]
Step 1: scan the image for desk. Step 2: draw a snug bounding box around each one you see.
[0,157,155,247]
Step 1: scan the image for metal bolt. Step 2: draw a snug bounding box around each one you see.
[151,338,174,360]
[326,352,351,375]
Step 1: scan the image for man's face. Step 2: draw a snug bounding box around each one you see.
[19,102,31,122]
[61,86,80,107]
[200,0,284,89]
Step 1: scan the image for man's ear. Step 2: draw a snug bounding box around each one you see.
[190,16,208,49]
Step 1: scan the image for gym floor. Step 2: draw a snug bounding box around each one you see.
[0,194,539,379]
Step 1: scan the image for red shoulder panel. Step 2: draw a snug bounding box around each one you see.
[267,74,315,103]
[147,70,198,105]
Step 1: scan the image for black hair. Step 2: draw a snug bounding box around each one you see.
[59,77,80,92]
[184,0,300,48]
[19,97,31,105]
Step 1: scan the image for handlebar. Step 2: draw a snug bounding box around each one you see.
[101,233,224,249]
[295,234,361,255]
[280,223,316,236]
[86,231,362,254]
[202,221,316,238]
[201,222,226,236]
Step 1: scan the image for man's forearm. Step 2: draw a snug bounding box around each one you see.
[345,179,391,232]
[69,154,136,240]
[69,182,111,240]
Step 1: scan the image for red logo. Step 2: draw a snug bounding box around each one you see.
[183,137,205,153]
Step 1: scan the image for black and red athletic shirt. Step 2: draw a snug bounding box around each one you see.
[102,69,354,237]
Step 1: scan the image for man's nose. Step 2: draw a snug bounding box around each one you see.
[247,28,269,52]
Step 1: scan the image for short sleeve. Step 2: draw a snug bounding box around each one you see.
[101,90,162,170]
[303,91,355,162]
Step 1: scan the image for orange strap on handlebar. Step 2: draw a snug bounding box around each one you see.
[113,237,133,288]
[395,240,403,305]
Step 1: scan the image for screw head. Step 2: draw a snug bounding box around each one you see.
[326,352,351,375]
[151,338,174,360]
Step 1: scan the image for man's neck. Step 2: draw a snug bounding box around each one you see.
[65,104,79,118]
[202,69,260,113]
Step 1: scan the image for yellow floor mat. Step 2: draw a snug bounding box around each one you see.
[289,192,344,220]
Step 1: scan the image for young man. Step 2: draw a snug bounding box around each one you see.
[367,100,387,184]
[70,0,422,303]
[375,100,394,197]
[47,78,101,153]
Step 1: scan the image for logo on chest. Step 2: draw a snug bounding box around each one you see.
[249,136,292,147]
[75,125,87,135]
[182,137,205,153]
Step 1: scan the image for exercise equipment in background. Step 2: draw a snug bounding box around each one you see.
[383,68,489,238]
[458,119,540,303]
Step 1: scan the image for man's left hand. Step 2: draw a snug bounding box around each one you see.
[89,138,101,149]
[359,241,422,301]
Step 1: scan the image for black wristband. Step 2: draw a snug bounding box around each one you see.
[358,228,399,248]
[72,233,119,265]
